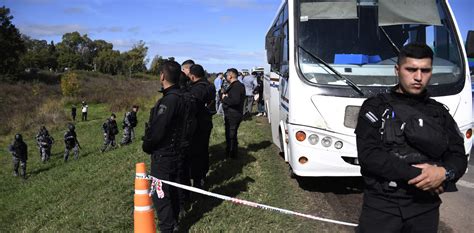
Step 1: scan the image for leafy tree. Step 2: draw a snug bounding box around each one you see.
[19,36,53,70]
[61,71,80,96]
[149,56,176,74]
[123,40,148,75]
[0,6,25,74]
[94,49,123,75]
[47,41,58,71]
[56,31,94,70]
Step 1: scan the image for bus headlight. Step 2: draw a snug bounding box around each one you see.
[334,141,343,149]
[321,137,332,147]
[308,134,319,145]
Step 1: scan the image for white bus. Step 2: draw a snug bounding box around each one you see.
[264,0,473,177]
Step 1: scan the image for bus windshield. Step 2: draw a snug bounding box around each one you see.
[297,0,464,96]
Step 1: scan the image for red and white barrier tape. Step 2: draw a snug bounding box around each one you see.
[137,175,358,227]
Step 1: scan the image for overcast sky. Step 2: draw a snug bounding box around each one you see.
[3,0,474,72]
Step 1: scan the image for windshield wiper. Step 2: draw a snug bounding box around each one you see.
[379,26,400,56]
[298,45,364,96]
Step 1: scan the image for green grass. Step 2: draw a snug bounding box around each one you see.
[0,103,338,232]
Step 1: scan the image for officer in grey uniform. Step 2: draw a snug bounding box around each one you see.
[36,126,54,162]
[121,106,138,145]
[64,123,80,162]
[8,134,28,179]
[101,113,119,152]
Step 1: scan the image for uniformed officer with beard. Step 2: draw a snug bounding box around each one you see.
[221,68,245,158]
[187,64,215,188]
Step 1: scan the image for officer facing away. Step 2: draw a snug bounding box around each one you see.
[355,43,467,232]
[8,134,28,179]
[142,60,183,233]
[36,126,54,163]
[221,68,246,158]
[64,123,80,162]
[121,105,139,145]
[101,113,119,153]
[188,64,214,188]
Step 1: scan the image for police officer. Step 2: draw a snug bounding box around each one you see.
[180,59,195,89]
[36,126,54,162]
[71,105,77,121]
[355,43,467,232]
[121,106,139,145]
[188,64,215,188]
[101,113,119,152]
[64,123,80,162]
[8,134,28,179]
[221,68,245,158]
[142,60,183,233]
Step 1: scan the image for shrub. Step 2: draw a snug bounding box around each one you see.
[61,72,81,97]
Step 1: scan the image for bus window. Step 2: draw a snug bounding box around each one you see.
[296,0,464,97]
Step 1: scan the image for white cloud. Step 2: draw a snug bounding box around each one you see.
[18,23,125,37]
[19,24,87,37]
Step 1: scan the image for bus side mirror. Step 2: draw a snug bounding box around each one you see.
[466,30,474,58]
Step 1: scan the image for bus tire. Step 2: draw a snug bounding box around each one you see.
[289,165,297,179]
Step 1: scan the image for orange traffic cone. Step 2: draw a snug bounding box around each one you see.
[134,162,156,233]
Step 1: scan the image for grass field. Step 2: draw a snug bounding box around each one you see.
[0,99,340,232]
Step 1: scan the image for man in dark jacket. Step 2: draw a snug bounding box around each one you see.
[8,134,28,179]
[188,64,214,188]
[142,60,183,233]
[355,43,467,232]
[101,113,119,152]
[64,123,80,162]
[221,68,246,158]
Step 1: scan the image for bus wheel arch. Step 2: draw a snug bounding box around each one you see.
[278,122,289,162]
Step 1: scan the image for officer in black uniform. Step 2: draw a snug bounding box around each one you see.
[188,64,215,188]
[142,60,183,233]
[8,134,28,179]
[221,68,246,158]
[355,43,467,232]
[101,113,119,153]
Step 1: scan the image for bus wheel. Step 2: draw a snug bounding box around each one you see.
[289,165,297,179]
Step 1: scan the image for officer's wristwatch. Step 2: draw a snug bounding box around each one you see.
[445,169,455,182]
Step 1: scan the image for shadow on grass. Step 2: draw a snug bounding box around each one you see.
[29,165,53,176]
[295,176,364,194]
[178,141,272,232]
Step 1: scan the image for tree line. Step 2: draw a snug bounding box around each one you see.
[0,6,173,78]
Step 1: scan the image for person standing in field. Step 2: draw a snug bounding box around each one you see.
[8,134,28,179]
[101,113,119,152]
[64,123,80,162]
[81,101,88,121]
[221,68,245,158]
[71,104,77,121]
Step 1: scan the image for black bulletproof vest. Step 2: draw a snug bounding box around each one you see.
[379,94,448,165]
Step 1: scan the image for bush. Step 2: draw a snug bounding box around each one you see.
[61,72,81,96]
